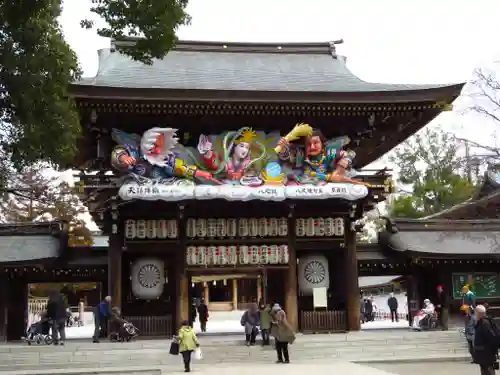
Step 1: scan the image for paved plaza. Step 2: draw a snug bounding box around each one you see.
[369,361,476,375]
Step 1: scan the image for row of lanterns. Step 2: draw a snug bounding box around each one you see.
[186,245,289,266]
[124,217,344,240]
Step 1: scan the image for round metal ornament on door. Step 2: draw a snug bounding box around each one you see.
[303,260,326,284]
[131,258,165,300]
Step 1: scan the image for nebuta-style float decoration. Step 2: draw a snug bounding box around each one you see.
[113,125,370,202]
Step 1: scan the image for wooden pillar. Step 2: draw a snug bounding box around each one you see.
[257,277,262,303]
[285,204,298,332]
[232,279,238,310]
[406,262,420,326]
[176,204,189,329]
[0,271,7,342]
[108,232,122,310]
[203,283,210,304]
[344,217,360,331]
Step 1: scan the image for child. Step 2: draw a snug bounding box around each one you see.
[177,320,200,372]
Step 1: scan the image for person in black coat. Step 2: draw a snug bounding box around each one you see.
[364,298,373,322]
[435,284,449,330]
[473,305,498,375]
[387,293,399,322]
[197,299,208,332]
[46,290,68,345]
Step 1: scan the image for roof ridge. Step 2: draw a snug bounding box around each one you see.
[112,38,344,55]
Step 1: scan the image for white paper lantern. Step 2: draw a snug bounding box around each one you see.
[216,219,227,238]
[269,245,278,264]
[298,254,330,294]
[186,246,197,265]
[260,245,269,264]
[334,218,344,236]
[249,218,259,237]
[296,218,306,237]
[186,219,196,238]
[207,246,217,265]
[324,218,334,236]
[219,246,228,265]
[146,220,157,239]
[125,220,136,239]
[258,218,268,237]
[167,220,178,239]
[156,220,167,239]
[239,246,249,264]
[131,258,164,300]
[228,246,238,265]
[249,246,260,264]
[136,220,146,239]
[238,219,249,237]
[278,245,289,264]
[226,219,237,237]
[206,219,217,237]
[305,218,315,237]
[268,218,278,237]
[315,217,325,236]
[197,246,207,265]
[278,218,288,236]
[196,219,207,238]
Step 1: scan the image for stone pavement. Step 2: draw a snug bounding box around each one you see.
[0,330,469,373]
[369,361,476,375]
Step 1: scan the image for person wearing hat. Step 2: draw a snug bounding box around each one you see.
[435,285,449,330]
[462,285,476,312]
[472,305,497,375]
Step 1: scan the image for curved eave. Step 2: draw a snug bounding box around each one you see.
[70,83,464,104]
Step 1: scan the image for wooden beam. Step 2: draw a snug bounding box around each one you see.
[175,204,189,329]
[284,204,298,332]
[344,216,361,331]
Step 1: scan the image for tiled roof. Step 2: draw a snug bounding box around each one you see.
[0,236,59,263]
[74,40,459,93]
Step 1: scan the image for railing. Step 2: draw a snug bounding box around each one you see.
[300,310,347,333]
[123,315,173,338]
[370,311,407,321]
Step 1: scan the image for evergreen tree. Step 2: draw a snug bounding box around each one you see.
[0,165,93,246]
[388,127,475,218]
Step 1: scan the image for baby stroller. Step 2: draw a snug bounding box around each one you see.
[108,321,139,342]
[23,319,53,345]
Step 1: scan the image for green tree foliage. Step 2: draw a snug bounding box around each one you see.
[1,0,190,174]
[0,165,93,245]
[388,128,475,218]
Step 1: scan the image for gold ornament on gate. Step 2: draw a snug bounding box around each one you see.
[274,123,313,153]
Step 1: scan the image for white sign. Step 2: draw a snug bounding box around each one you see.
[119,182,368,202]
[313,287,328,308]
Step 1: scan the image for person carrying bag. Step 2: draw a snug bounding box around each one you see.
[176,320,200,373]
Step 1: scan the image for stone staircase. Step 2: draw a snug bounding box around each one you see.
[0,330,468,373]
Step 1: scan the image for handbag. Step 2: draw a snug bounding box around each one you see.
[169,340,179,355]
[194,347,203,360]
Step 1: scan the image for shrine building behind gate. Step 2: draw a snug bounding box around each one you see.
[69,38,462,335]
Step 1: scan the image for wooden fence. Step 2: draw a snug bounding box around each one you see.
[300,310,347,333]
[123,315,173,337]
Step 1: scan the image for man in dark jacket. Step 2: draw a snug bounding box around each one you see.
[473,305,498,375]
[197,299,208,332]
[436,284,449,330]
[93,296,112,343]
[387,293,399,322]
[46,290,68,345]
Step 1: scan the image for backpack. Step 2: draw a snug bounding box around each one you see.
[486,317,500,349]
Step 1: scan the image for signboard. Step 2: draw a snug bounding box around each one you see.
[313,287,328,308]
[452,273,500,299]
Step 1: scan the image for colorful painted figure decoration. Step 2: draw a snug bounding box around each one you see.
[111,127,213,182]
[196,127,267,185]
[274,123,364,185]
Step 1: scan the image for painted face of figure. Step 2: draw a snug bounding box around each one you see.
[306,136,323,156]
[234,142,250,159]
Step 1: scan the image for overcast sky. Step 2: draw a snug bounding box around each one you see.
[60,0,500,230]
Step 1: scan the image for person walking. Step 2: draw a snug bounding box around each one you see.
[465,309,476,363]
[259,302,272,346]
[387,293,399,322]
[197,299,208,332]
[270,304,295,364]
[93,296,112,343]
[46,290,68,346]
[241,303,259,346]
[473,305,498,375]
[177,320,200,373]
[435,284,449,330]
